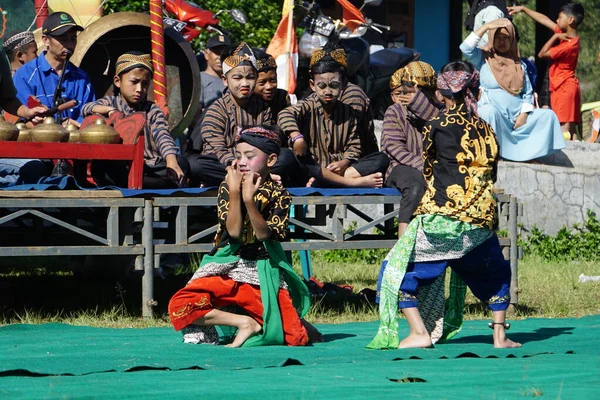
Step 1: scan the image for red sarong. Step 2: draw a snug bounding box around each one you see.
[168,276,308,346]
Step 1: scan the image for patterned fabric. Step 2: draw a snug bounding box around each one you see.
[181,325,220,345]
[235,126,282,155]
[188,258,289,289]
[115,53,153,76]
[222,42,257,76]
[256,54,277,72]
[214,179,291,250]
[381,91,442,178]
[3,30,35,51]
[81,96,178,165]
[200,91,272,165]
[437,70,480,115]
[390,61,436,90]
[278,94,361,166]
[366,214,493,349]
[310,47,348,68]
[416,103,499,230]
[340,83,378,155]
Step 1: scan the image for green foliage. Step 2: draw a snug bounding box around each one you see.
[521,210,600,262]
[102,0,283,52]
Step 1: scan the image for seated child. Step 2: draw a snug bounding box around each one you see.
[368,60,520,350]
[169,126,319,347]
[186,43,272,187]
[252,49,291,121]
[278,45,389,188]
[382,61,444,236]
[82,51,188,188]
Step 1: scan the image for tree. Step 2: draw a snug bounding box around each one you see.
[103,0,283,51]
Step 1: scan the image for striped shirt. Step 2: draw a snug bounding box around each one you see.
[278,94,361,166]
[381,91,442,178]
[340,83,378,155]
[13,52,95,123]
[82,96,178,165]
[201,92,272,165]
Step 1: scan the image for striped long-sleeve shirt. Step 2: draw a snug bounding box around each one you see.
[381,91,442,178]
[340,83,378,155]
[201,92,272,165]
[82,96,178,166]
[278,94,361,166]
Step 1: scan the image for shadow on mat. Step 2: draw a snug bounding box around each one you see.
[446,326,575,345]
[322,333,356,342]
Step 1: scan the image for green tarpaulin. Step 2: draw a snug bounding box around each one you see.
[1,316,599,399]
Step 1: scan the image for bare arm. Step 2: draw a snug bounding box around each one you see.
[538,33,570,59]
[507,6,555,31]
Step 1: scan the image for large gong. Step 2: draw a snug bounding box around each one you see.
[71,12,200,137]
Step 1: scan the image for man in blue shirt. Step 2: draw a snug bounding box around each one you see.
[13,12,95,126]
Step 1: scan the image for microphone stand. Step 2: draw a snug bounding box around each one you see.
[50,51,74,178]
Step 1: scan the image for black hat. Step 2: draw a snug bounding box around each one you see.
[206,34,232,50]
[42,12,84,36]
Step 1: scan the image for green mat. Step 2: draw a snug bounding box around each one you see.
[1,316,599,399]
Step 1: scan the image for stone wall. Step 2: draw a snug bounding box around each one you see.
[496,142,600,235]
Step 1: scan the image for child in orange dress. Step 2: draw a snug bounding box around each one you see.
[509,3,585,140]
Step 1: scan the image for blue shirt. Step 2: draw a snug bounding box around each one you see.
[12,51,96,122]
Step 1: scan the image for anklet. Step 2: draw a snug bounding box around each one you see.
[488,321,510,330]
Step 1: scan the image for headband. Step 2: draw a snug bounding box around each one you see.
[437,70,480,114]
[310,47,348,69]
[4,31,35,51]
[223,42,258,76]
[115,53,153,76]
[256,54,277,72]
[390,61,436,90]
[235,126,281,155]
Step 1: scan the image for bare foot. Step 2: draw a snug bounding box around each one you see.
[398,332,433,349]
[225,316,262,348]
[494,337,522,348]
[306,177,316,187]
[351,172,383,188]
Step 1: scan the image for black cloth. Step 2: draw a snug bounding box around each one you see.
[464,0,510,31]
[351,151,389,177]
[91,156,190,189]
[385,164,426,223]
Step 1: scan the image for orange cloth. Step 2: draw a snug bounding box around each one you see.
[336,0,366,32]
[548,25,581,123]
[168,276,308,346]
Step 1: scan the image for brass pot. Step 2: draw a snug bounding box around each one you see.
[15,122,31,142]
[66,123,81,143]
[81,118,120,144]
[0,115,19,141]
[30,117,70,143]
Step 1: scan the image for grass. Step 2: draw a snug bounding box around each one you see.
[0,253,598,327]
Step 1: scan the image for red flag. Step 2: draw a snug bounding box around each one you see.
[266,0,297,94]
[336,0,366,32]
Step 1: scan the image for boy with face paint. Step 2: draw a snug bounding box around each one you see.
[13,12,95,127]
[252,49,291,122]
[186,43,273,187]
[278,45,389,188]
[82,52,188,188]
[169,125,321,347]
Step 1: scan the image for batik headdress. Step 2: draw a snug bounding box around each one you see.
[256,53,277,73]
[115,52,153,76]
[222,42,258,76]
[3,30,35,52]
[437,69,480,114]
[310,46,348,69]
[235,126,282,155]
[390,61,436,90]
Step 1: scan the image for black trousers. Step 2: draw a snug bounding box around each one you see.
[385,164,426,223]
[186,148,301,187]
[91,156,190,189]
